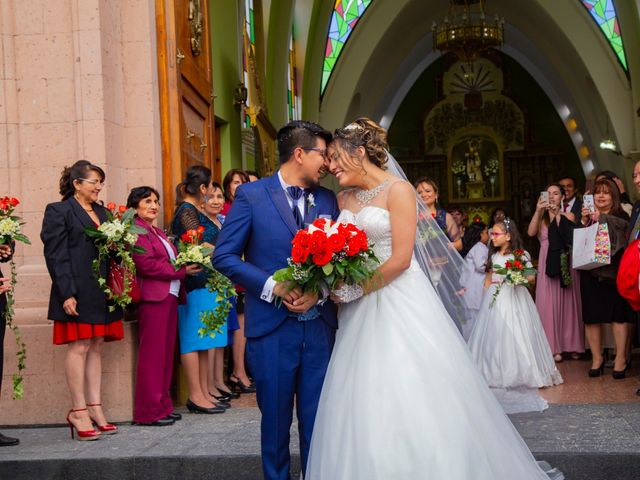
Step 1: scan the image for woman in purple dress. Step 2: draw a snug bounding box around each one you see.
[527,183,584,361]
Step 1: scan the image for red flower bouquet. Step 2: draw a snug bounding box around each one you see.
[172,227,236,338]
[273,218,379,294]
[490,249,536,307]
[0,196,29,399]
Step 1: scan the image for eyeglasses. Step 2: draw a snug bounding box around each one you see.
[301,147,328,158]
[77,178,105,187]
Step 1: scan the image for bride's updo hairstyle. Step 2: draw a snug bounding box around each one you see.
[333,117,389,171]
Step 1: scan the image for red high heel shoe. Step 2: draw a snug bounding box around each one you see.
[87,403,118,434]
[66,408,101,441]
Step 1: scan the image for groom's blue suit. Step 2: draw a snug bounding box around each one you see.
[213,173,339,480]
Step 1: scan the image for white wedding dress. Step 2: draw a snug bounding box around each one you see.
[306,191,562,479]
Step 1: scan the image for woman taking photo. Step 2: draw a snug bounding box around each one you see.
[578,178,634,378]
[41,160,122,441]
[414,177,461,248]
[172,167,230,413]
[128,186,202,426]
[527,184,584,362]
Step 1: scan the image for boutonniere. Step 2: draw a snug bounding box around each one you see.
[307,193,316,208]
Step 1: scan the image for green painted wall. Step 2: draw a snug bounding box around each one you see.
[210,0,245,174]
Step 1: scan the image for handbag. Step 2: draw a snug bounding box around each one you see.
[107,258,141,303]
[617,239,640,310]
[572,222,611,270]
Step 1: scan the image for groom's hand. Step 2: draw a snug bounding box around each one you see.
[273,281,302,304]
[283,291,319,313]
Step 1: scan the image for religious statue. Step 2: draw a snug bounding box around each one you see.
[465,140,483,183]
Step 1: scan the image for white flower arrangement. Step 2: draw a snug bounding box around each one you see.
[174,244,212,267]
[0,218,21,237]
[451,159,466,176]
[483,158,499,177]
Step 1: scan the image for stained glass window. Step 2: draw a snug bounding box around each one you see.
[242,0,254,128]
[288,31,300,121]
[321,0,374,96]
[581,0,627,70]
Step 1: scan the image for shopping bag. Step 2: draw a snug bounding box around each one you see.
[572,223,611,270]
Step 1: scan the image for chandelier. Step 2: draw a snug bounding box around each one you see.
[432,0,505,64]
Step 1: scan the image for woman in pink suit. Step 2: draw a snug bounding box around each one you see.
[128,186,201,426]
[527,183,584,361]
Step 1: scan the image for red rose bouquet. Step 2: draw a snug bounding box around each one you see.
[172,227,236,338]
[273,218,379,294]
[490,249,536,307]
[0,196,30,399]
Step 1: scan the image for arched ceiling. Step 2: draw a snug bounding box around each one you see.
[303,0,639,176]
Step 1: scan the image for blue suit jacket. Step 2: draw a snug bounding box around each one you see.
[213,173,340,338]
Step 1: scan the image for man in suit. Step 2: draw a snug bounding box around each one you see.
[0,243,19,446]
[213,121,340,480]
[558,176,582,219]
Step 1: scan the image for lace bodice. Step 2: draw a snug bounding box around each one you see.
[337,206,420,272]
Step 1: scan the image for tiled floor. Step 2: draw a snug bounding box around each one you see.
[540,356,640,404]
[230,356,640,409]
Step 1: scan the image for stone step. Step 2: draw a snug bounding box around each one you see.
[1,404,639,479]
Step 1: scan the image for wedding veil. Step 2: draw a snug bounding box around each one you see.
[385,151,473,336]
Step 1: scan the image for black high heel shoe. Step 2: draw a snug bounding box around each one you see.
[588,361,605,377]
[209,391,231,402]
[612,364,627,380]
[217,386,240,399]
[230,375,256,393]
[186,400,225,414]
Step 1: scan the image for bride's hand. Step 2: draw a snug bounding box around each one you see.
[331,284,364,304]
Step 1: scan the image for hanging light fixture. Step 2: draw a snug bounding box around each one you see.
[599,118,621,154]
[432,0,505,64]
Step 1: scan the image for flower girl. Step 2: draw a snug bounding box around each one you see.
[468,218,562,412]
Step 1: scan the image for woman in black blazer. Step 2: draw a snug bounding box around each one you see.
[41,160,122,441]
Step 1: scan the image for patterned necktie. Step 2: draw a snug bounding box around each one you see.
[287,186,304,228]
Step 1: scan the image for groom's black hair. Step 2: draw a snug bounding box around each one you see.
[277,121,332,164]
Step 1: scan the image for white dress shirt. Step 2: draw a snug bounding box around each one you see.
[158,234,181,297]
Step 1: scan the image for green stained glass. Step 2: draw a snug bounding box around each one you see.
[581,0,627,70]
[321,0,374,96]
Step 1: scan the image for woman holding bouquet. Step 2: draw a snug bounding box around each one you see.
[127,186,202,425]
[172,167,229,413]
[41,160,122,440]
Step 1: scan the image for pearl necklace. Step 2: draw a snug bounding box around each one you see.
[355,179,390,207]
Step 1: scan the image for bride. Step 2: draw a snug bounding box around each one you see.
[305,118,562,479]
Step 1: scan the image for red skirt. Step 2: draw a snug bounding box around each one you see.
[53,320,125,345]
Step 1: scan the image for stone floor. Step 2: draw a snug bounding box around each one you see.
[0,357,639,479]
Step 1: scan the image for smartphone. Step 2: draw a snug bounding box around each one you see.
[583,194,595,213]
[540,191,549,203]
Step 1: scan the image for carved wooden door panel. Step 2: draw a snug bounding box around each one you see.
[157,0,217,223]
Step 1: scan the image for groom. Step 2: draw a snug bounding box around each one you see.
[213,121,339,480]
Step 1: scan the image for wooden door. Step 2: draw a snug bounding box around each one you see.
[156,0,217,224]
